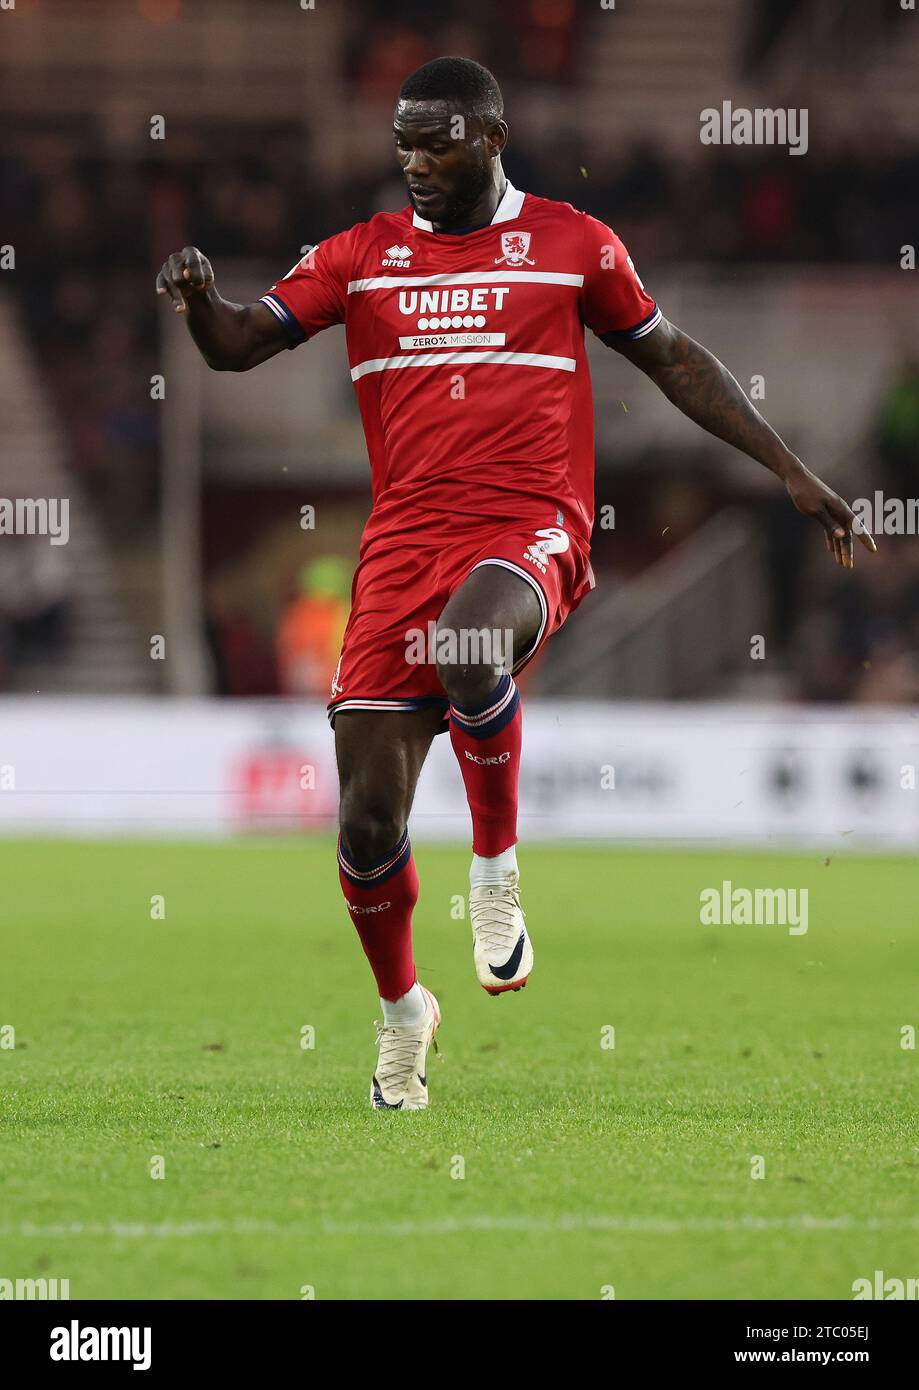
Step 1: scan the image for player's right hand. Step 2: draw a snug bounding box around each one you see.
[155,247,215,313]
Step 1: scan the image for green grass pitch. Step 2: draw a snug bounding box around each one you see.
[1,837,916,1300]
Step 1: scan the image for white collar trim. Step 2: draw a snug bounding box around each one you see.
[411,179,525,232]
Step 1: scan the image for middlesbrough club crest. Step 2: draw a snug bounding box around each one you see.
[495,231,535,266]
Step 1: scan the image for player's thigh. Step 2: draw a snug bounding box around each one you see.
[334,707,444,858]
[435,563,542,705]
[437,563,542,667]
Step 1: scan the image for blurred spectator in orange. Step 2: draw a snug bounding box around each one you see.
[276,556,351,696]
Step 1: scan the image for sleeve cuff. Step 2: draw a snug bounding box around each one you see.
[259,294,307,347]
[599,304,662,343]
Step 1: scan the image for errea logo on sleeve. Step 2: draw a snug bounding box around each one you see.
[382,245,413,268]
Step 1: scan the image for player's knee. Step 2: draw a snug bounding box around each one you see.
[433,624,502,705]
[339,792,405,867]
[436,655,502,707]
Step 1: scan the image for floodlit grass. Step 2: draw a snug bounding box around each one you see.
[2,838,916,1299]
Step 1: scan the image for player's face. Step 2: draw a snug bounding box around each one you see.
[393,100,498,229]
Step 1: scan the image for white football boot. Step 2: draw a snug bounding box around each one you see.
[370,984,440,1110]
[469,872,533,995]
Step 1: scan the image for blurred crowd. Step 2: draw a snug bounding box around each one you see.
[0,532,71,689]
[1,0,916,699]
[5,122,915,546]
[791,536,919,704]
[787,362,919,704]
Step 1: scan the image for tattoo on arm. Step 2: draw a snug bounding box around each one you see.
[610,320,795,478]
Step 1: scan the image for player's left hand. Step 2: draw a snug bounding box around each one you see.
[784,466,877,569]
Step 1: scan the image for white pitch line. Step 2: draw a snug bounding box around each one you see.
[2,1214,918,1240]
[321,1214,919,1238]
[0,1220,279,1239]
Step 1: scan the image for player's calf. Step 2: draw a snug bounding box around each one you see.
[447,670,521,858]
[334,708,445,1097]
[338,829,419,1000]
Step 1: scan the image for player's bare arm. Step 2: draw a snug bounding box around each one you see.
[155,246,289,371]
[610,318,877,570]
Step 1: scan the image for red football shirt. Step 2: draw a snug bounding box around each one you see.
[261,181,659,548]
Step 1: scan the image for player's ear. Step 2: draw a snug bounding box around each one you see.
[487,121,508,158]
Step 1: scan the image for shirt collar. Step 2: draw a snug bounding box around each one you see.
[411,179,526,232]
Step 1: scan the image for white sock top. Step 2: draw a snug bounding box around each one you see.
[381,980,426,1026]
[470,846,518,887]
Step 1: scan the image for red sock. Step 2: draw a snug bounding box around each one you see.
[449,673,521,857]
[338,830,418,1001]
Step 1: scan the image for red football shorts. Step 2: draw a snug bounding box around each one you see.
[327,511,595,729]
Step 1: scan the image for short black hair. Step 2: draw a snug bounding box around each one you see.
[398,56,503,125]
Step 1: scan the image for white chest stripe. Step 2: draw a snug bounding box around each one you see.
[350,350,577,381]
[347,271,584,294]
